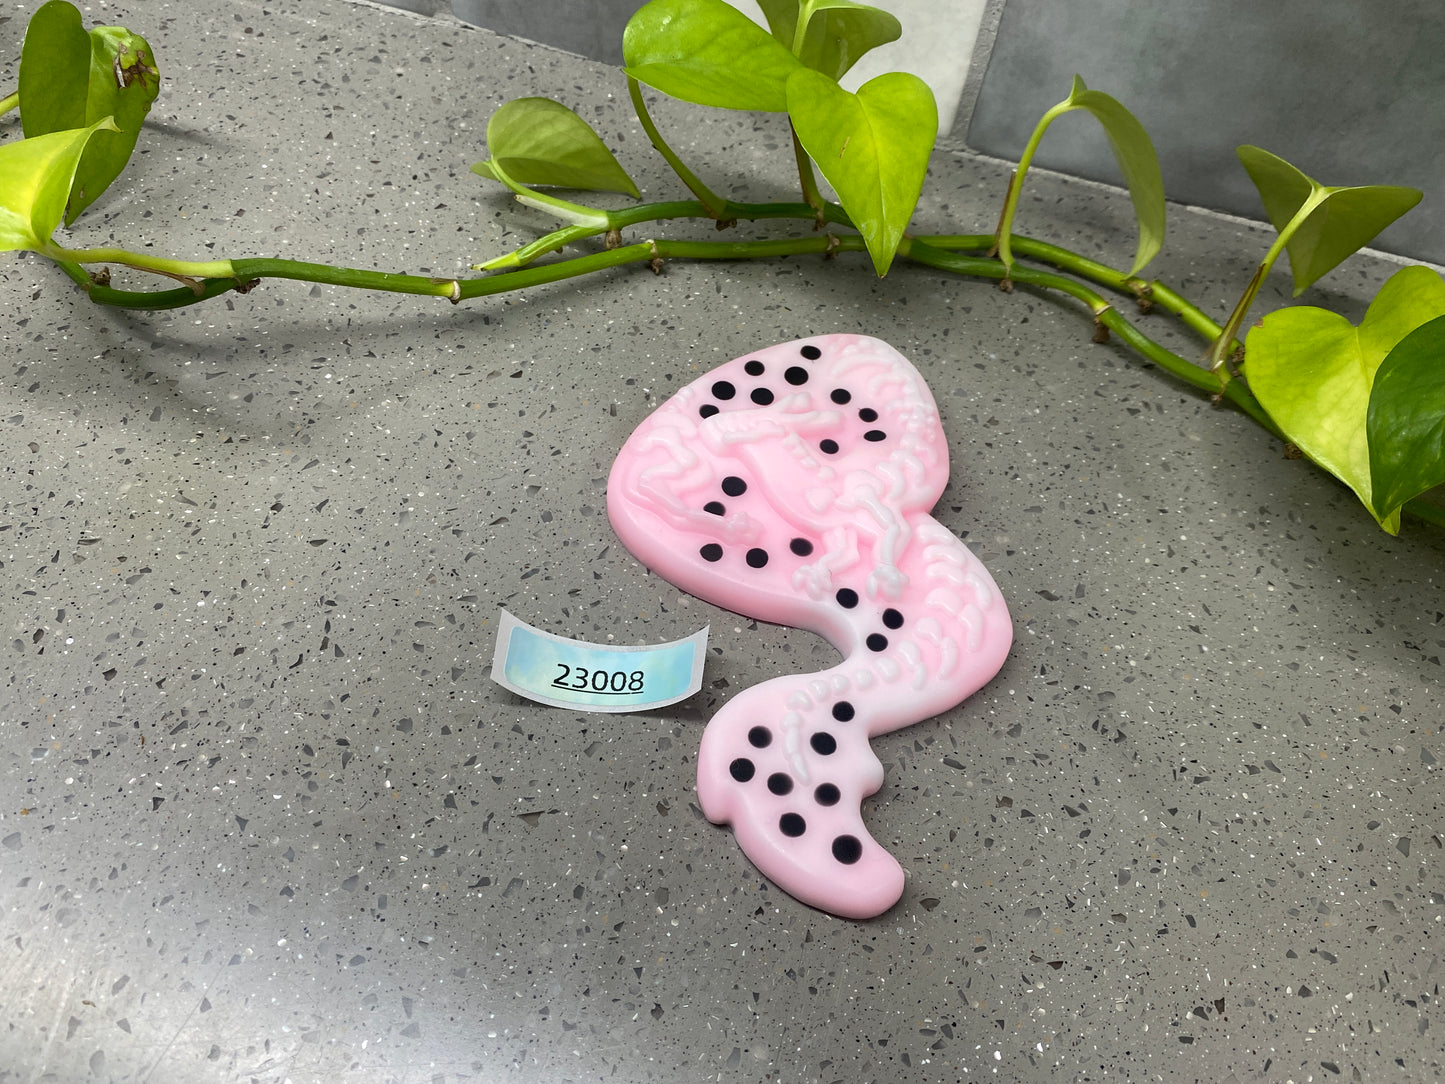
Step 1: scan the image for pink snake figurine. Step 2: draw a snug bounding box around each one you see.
[607,335,1012,918]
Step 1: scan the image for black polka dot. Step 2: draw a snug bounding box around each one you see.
[832,700,855,722]
[700,543,723,562]
[835,588,858,609]
[789,537,814,557]
[830,388,852,405]
[858,407,878,422]
[767,773,793,796]
[750,387,774,406]
[815,783,841,806]
[699,403,719,418]
[745,548,769,569]
[779,812,806,837]
[810,732,837,755]
[819,439,839,455]
[832,834,863,864]
[748,726,772,748]
[866,633,888,652]
[704,501,725,516]
[800,345,822,360]
[864,430,886,442]
[721,476,747,497]
[712,380,736,400]
[744,359,765,376]
[729,758,755,782]
[882,608,903,629]
[784,366,809,386]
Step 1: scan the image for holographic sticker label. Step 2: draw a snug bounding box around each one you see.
[490,609,708,713]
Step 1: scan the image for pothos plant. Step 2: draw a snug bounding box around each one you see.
[3,0,1445,534]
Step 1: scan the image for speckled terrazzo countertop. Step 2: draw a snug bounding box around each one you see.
[1,2,1440,1081]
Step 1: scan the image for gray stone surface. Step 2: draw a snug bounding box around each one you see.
[1,2,1442,1081]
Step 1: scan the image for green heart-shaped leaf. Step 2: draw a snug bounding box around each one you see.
[1367,312,1445,528]
[19,1,160,225]
[787,68,936,276]
[472,98,639,197]
[1061,76,1165,276]
[623,0,802,112]
[1238,145,1421,296]
[0,117,120,255]
[755,0,902,80]
[17,1,90,134]
[1246,265,1445,532]
[70,26,161,223]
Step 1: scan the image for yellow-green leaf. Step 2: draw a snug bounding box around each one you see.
[19,1,160,224]
[1247,265,1445,532]
[624,0,802,112]
[1061,76,1165,276]
[472,98,639,197]
[0,118,121,254]
[787,68,936,276]
[1238,145,1421,296]
[755,0,901,80]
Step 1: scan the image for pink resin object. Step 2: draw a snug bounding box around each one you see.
[607,335,1012,918]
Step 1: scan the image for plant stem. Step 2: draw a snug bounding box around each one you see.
[904,238,1280,436]
[49,245,235,281]
[791,127,826,224]
[482,198,855,270]
[993,98,1073,277]
[56,235,865,310]
[920,233,1232,350]
[0,91,18,118]
[1208,187,1327,372]
[773,0,829,220]
[627,78,730,220]
[57,226,1272,429]
[483,159,609,228]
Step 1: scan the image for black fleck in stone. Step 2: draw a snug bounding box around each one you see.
[767,772,793,795]
[744,359,765,376]
[730,758,755,782]
[882,608,903,629]
[810,732,837,755]
[830,388,851,405]
[858,407,878,422]
[784,366,809,385]
[789,537,814,557]
[866,633,888,652]
[779,812,806,837]
[835,588,858,608]
[699,403,719,418]
[819,439,839,455]
[746,548,769,569]
[712,380,736,400]
[721,476,747,497]
[815,783,841,806]
[832,700,855,722]
[750,387,774,406]
[864,429,886,442]
[704,501,725,516]
[700,543,723,562]
[800,345,822,360]
[832,834,863,864]
[748,726,772,748]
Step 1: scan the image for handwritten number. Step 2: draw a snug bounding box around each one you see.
[551,665,646,694]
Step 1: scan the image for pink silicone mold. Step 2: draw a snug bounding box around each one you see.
[607,335,1012,918]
